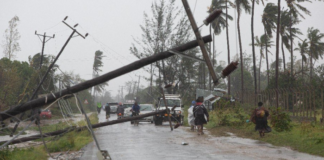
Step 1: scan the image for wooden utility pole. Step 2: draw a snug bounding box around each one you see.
[136,75,141,95]
[34,31,55,69]
[181,0,220,85]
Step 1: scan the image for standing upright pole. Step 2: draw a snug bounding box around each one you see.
[181,0,220,85]
[40,33,46,69]
[136,75,141,94]
[35,31,55,69]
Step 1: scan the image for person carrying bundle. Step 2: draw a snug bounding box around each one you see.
[250,102,271,137]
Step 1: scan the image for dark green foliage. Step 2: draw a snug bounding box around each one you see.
[213,100,250,127]
[270,107,293,132]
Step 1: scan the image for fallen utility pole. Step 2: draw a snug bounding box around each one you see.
[0,110,167,146]
[0,35,212,121]
[182,0,221,85]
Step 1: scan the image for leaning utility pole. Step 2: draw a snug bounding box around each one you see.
[181,0,222,86]
[10,16,88,137]
[34,31,55,69]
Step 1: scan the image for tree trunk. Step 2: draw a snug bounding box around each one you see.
[310,51,313,82]
[259,52,262,93]
[150,64,153,96]
[251,0,257,97]
[275,0,281,110]
[302,57,304,82]
[237,7,244,103]
[281,38,286,71]
[265,30,269,86]
[226,0,231,95]
[290,11,294,76]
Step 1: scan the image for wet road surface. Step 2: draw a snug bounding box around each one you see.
[81,113,324,160]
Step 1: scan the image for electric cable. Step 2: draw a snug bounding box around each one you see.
[0,119,36,149]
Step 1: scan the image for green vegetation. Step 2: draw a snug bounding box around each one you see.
[1,113,98,159]
[0,127,25,136]
[204,101,324,157]
[0,147,47,160]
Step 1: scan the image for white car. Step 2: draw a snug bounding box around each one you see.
[138,104,155,123]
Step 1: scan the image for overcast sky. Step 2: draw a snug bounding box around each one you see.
[1,0,324,97]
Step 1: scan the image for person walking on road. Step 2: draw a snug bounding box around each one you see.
[188,100,196,131]
[193,96,209,135]
[105,103,111,121]
[250,102,271,137]
[97,102,102,114]
[116,102,124,119]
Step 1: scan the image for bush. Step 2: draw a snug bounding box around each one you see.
[211,100,250,127]
[270,107,293,132]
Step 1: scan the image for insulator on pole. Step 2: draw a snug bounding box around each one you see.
[203,9,222,25]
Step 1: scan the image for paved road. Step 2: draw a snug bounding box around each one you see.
[81,113,324,160]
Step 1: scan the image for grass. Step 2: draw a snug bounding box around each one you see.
[45,113,98,152]
[0,147,47,160]
[203,101,324,157]
[0,113,98,159]
[0,127,25,136]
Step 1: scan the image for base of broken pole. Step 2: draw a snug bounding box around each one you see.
[100,150,110,160]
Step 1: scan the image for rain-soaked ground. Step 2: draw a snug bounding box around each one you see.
[81,113,324,160]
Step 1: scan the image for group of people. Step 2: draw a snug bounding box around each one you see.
[187,96,271,137]
[98,102,141,121]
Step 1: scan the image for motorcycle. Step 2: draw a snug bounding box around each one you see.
[117,113,123,119]
[131,111,139,126]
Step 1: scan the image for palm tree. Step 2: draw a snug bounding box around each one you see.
[234,0,251,102]
[275,0,281,109]
[307,27,324,82]
[92,50,108,100]
[251,0,264,95]
[209,0,233,94]
[262,2,277,85]
[209,0,234,35]
[279,10,290,71]
[294,39,308,81]
[279,10,302,72]
[286,0,311,76]
[253,34,273,92]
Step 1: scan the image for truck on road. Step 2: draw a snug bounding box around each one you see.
[154,94,184,125]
